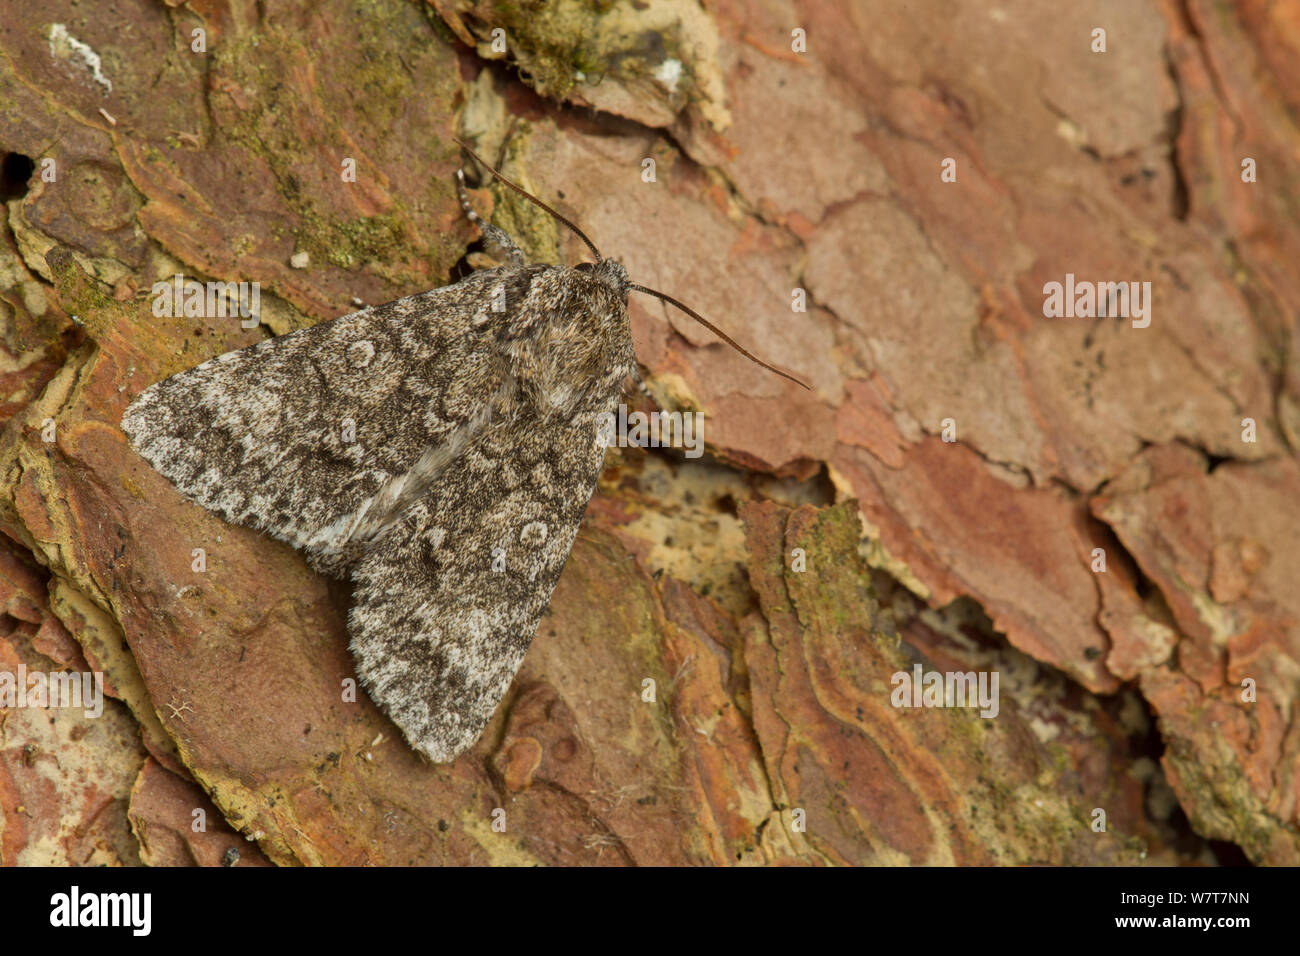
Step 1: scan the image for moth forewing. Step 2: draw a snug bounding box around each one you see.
[123,217,633,765]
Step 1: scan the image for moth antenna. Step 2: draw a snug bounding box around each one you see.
[453,136,603,263]
[629,284,812,390]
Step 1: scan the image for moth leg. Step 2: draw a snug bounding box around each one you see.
[456,168,526,269]
[625,364,655,403]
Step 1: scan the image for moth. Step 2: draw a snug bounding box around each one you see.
[121,138,806,763]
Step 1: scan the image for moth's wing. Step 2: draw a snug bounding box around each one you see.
[348,411,607,762]
[121,267,538,573]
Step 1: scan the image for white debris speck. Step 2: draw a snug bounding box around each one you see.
[48,24,113,93]
[654,58,683,92]
[290,251,310,269]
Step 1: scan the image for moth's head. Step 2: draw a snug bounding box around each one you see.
[575,259,629,298]
[454,135,809,390]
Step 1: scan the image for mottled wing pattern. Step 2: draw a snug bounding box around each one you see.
[123,253,633,764]
[348,408,608,762]
[122,266,541,575]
